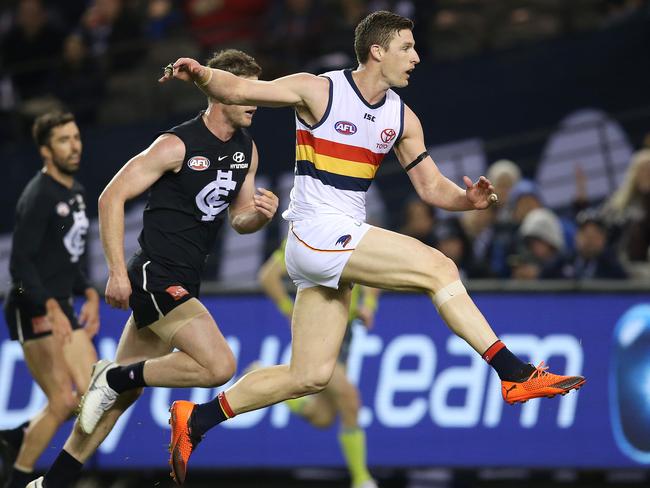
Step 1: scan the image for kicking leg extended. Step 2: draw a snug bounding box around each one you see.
[342,226,585,403]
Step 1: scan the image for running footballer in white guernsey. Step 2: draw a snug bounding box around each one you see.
[162,11,586,485]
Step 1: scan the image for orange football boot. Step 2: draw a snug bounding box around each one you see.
[501,361,586,405]
[168,400,202,485]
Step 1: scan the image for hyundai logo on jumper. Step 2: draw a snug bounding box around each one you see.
[335,121,357,135]
[610,304,650,464]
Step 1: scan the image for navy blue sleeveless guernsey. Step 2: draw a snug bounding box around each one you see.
[138,112,253,285]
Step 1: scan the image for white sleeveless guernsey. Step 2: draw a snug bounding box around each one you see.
[282,69,404,223]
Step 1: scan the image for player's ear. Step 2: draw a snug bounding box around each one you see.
[369,44,383,62]
[39,144,51,162]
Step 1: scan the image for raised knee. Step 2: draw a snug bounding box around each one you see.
[294,368,332,396]
[203,353,237,387]
[424,252,460,292]
[438,254,460,281]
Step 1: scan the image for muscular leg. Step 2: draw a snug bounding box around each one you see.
[342,227,497,354]
[103,303,236,394]
[160,292,351,486]
[14,336,79,471]
[168,286,352,485]
[77,304,236,443]
[142,312,236,388]
[63,320,171,463]
[223,286,351,415]
[340,227,587,400]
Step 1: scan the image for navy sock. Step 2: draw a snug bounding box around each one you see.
[191,392,233,438]
[106,361,146,394]
[5,467,33,488]
[482,340,534,381]
[43,450,83,488]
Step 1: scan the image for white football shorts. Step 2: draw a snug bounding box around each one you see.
[285,214,372,290]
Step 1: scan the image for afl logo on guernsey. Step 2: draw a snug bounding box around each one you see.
[187,156,211,171]
[335,121,357,135]
[56,202,70,217]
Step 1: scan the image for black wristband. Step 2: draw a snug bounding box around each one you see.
[405,151,429,172]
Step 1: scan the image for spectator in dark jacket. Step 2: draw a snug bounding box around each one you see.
[50,33,104,124]
[1,0,64,100]
[434,218,492,280]
[568,210,628,279]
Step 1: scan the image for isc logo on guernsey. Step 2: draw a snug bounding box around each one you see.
[335,120,357,135]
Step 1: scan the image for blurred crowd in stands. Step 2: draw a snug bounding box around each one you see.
[398,148,650,281]
[1,0,649,134]
[1,0,649,283]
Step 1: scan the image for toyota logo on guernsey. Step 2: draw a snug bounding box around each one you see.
[335,121,357,135]
[381,128,396,143]
[187,156,211,171]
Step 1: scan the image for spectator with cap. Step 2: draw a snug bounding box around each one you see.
[567,209,628,280]
[511,207,568,280]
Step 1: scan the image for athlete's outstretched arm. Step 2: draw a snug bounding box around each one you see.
[98,134,185,309]
[394,105,495,211]
[228,142,279,234]
[159,57,329,109]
